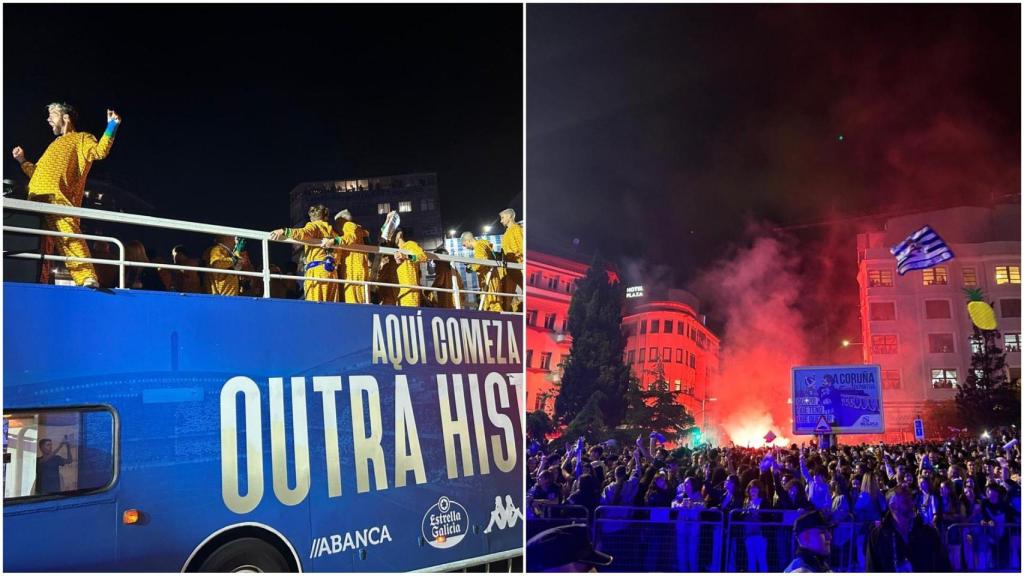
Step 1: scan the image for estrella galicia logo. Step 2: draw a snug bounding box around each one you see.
[421,496,469,549]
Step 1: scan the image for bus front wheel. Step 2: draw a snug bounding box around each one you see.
[198,537,291,573]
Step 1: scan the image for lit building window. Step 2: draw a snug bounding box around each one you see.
[962,267,978,287]
[674,379,681,392]
[540,352,553,370]
[871,335,898,354]
[922,267,948,286]
[527,310,537,326]
[1005,333,1021,352]
[675,348,683,363]
[930,369,958,389]
[881,370,901,390]
[928,334,955,354]
[1001,298,1021,318]
[924,300,951,319]
[995,265,1021,285]
[526,350,533,368]
[651,320,660,334]
[398,201,412,213]
[528,272,541,286]
[869,302,897,321]
[969,335,984,354]
[544,313,556,330]
[377,202,390,214]
[868,270,894,287]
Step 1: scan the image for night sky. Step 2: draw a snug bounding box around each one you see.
[528,3,1020,279]
[4,3,522,235]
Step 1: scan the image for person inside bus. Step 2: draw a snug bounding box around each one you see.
[35,437,73,495]
[203,234,244,296]
[10,103,121,287]
[171,244,203,293]
[269,204,338,302]
[498,208,523,312]
[460,232,503,312]
[391,228,427,307]
[426,247,465,309]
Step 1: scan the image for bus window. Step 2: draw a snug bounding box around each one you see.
[3,408,115,501]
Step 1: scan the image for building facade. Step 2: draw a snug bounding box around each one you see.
[523,250,589,415]
[621,287,721,431]
[856,203,1021,439]
[288,172,443,249]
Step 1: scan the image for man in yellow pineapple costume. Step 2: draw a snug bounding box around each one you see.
[11,103,122,287]
[461,231,503,312]
[498,208,523,312]
[269,204,339,302]
[392,228,427,307]
[203,234,244,296]
[320,209,371,304]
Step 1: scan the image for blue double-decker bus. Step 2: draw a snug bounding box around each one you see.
[3,200,525,572]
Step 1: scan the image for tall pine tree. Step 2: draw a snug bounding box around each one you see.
[956,325,1021,430]
[555,255,633,428]
[621,363,696,442]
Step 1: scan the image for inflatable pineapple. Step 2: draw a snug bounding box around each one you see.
[964,288,998,330]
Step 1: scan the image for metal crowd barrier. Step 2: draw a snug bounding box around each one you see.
[593,506,725,572]
[724,509,859,572]
[526,504,589,540]
[946,522,1022,573]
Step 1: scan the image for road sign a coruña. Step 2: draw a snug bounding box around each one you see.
[792,364,884,435]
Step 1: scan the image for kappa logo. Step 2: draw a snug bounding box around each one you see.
[483,495,524,534]
[421,496,469,549]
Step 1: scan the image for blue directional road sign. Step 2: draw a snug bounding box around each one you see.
[792,364,884,435]
[914,418,925,440]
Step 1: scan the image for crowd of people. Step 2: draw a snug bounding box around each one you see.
[526,429,1021,572]
[9,102,522,311]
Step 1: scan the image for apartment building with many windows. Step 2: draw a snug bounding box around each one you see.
[856,203,1021,438]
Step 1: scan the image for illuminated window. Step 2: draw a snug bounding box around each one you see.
[527,310,537,326]
[674,380,681,392]
[930,369,957,389]
[962,267,978,287]
[924,300,951,319]
[1004,333,1021,353]
[651,320,660,334]
[526,350,533,368]
[663,347,671,362]
[882,370,901,390]
[995,265,1021,285]
[398,201,412,213]
[675,348,684,363]
[540,352,553,370]
[1001,299,1021,318]
[928,334,955,354]
[664,320,674,333]
[528,272,541,286]
[377,202,390,214]
[868,270,893,287]
[544,313,556,330]
[922,267,948,286]
[869,303,896,321]
[871,335,898,354]
[969,335,984,354]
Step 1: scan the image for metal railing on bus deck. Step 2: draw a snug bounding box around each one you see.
[2,197,523,312]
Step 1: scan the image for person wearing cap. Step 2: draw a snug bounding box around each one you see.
[321,209,371,304]
[783,509,834,572]
[525,523,613,572]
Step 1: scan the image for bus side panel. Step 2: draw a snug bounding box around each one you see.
[4,283,523,572]
[4,494,118,571]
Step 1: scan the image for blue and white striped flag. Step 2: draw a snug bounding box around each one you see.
[890,225,954,275]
